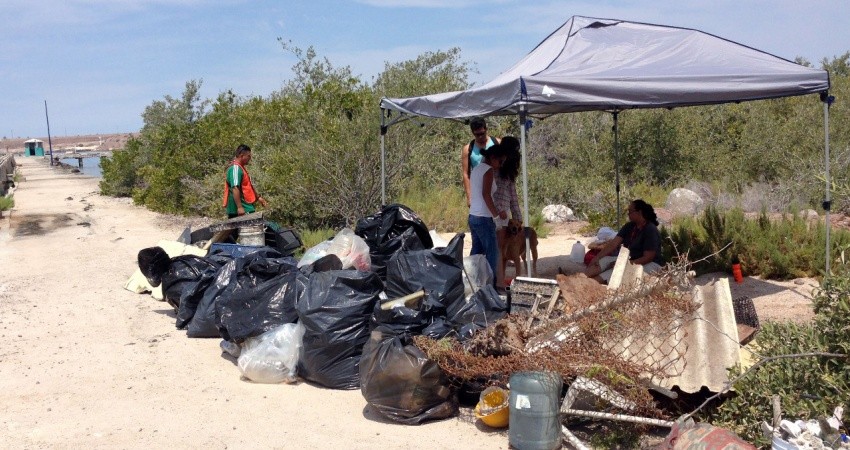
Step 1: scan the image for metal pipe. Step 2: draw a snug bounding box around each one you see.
[561,425,591,450]
[562,408,675,427]
[44,100,54,166]
[380,109,386,206]
[613,111,620,229]
[824,98,831,275]
[519,104,532,277]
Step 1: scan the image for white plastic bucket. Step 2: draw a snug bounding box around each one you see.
[237,225,265,246]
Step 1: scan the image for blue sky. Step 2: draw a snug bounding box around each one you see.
[2,0,847,138]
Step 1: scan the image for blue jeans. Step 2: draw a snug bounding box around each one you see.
[468,214,498,282]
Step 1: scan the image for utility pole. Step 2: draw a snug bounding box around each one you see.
[44,100,54,165]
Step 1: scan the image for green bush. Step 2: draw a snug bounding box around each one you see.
[397,181,468,233]
[703,269,850,446]
[299,227,335,253]
[99,139,141,197]
[662,206,850,279]
[0,195,13,212]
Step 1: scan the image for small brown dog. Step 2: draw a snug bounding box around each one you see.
[501,218,538,277]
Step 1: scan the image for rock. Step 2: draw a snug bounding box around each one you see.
[654,207,674,225]
[542,204,575,223]
[665,188,705,218]
[800,209,819,221]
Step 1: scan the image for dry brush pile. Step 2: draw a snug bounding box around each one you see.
[414,260,700,417]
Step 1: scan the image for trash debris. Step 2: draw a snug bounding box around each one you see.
[660,421,756,449]
[237,323,305,384]
[474,386,509,428]
[359,327,457,424]
[297,270,383,390]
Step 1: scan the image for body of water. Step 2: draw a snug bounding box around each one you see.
[60,156,102,178]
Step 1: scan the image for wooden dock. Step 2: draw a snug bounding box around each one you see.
[56,151,111,168]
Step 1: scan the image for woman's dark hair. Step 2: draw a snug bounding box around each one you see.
[498,136,521,181]
[632,199,659,226]
[480,142,508,160]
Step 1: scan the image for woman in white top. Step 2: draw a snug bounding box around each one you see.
[468,143,508,290]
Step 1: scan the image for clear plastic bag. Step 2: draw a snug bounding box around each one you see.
[326,228,371,271]
[298,229,371,271]
[463,254,493,296]
[237,323,305,384]
[298,239,332,268]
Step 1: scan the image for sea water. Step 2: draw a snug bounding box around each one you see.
[59,156,102,178]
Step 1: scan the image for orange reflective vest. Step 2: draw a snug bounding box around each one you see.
[222,161,257,207]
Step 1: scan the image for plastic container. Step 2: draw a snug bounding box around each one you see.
[237,225,265,246]
[732,263,743,283]
[474,386,510,428]
[509,371,562,450]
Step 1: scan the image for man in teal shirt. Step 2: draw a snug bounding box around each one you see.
[462,117,499,207]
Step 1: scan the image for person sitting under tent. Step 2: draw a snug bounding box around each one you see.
[584,199,664,283]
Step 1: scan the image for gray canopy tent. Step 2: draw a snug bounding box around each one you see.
[379,15,833,274]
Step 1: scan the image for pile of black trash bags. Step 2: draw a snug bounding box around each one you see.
[137,204,507,425]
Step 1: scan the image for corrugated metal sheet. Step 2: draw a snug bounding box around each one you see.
[606,249,741,393]
[661,278,741,393]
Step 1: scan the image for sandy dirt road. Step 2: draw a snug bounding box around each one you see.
[0,158,509,449]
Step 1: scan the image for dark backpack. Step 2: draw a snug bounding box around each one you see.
[467,136,497,177]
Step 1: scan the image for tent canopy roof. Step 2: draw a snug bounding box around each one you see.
[380,16,830,119]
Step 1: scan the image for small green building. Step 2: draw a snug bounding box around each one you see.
[23,139,45,157]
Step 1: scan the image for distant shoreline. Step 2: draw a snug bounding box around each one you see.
[2,132,132,153]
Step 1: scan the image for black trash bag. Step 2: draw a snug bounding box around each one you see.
[385,234,465,316]
[446,284,508,341]
[368,227,427,281]
[186,248,284,338]
[354,203,433,250]
[161,254,229,310]
[421,317,454,340]
[297,270,383,390]
[216,256,301,344]
[174,254,233,329]
[370,298,430,337]
[359,327,457,424]
[137,246,172,287]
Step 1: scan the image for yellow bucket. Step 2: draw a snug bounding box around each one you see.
[474,386,510,428]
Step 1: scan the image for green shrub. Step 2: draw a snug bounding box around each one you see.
[703,270,850,446]
[397,181,468,233]
[663,206,850,279]
[0,195,13,212]
[99,139,141,197]
[299,227,335,252]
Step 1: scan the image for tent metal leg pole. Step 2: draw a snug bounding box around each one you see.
[520,106,532,277]
[613,111,621,229]
[380,109,387,207]
[823,98,832,275]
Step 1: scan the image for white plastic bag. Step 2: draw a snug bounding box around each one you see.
[237,323,306,384]
[326,228,371,271]
[569,241,586,263]
[298,239,333,268]
[462,254,493,296]
[299,229,371,271]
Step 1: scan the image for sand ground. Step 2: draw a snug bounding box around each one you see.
[0,157,817,449]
